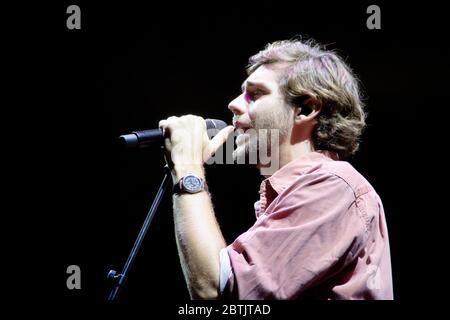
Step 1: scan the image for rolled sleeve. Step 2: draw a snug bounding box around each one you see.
[219,247,233,294]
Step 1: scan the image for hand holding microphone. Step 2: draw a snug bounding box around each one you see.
[120,115,234,183]
[157,115,234,180]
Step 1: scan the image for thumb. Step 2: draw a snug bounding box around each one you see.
[207,125,235,156]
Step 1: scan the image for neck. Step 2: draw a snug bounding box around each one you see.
[258,139,315,177]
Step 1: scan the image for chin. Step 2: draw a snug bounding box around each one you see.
[232,146,245,162]
[232,139,260,164]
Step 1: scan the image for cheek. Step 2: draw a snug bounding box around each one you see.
[248,101,262,121]
[248,107,257,121]
[248,99,273,121]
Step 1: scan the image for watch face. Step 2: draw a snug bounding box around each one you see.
[183,175,202,193]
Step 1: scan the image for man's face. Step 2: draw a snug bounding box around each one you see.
[228,64,293,163]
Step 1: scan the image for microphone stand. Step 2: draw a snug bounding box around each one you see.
[107,164,172,301]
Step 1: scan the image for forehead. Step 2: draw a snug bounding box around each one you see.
[244,65,284,90]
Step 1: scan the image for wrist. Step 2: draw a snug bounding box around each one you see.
[172,163,205,182]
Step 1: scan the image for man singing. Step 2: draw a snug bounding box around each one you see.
[158,39,393,300]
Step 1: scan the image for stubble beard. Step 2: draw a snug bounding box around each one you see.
[232,108,291,165]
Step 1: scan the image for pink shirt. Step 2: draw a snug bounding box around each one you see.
[221,151,393,299]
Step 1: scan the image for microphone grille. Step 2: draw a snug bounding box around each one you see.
[206,119,227,130]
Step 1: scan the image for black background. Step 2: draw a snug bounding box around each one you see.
[8,0,448,312]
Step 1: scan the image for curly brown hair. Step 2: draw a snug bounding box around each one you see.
[247,39,366,159]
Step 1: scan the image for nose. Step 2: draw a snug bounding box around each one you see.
[228,94,246,116]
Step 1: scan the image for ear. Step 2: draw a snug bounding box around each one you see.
[294,97,322,123]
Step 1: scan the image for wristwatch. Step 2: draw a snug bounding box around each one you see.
[173,173,205,194]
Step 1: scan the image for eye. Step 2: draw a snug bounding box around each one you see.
[246,89,264,102]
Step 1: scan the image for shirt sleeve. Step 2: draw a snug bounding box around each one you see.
[223,171,368,299]
[219,247,233,294]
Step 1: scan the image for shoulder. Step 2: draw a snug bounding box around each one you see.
[318,160,382,233]
[283,160,370,201]
[319,160,375,199]
[284,160,382,230]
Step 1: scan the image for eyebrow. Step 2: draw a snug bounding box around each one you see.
[241,80,270,93]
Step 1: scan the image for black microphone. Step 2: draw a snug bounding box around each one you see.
[119,118,228,148]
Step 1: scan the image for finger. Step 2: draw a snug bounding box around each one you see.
[159,120,171,137]
[167,116,179,124]
[158,120,167,128]
[160,116,179,128]
[208,125,235,155]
